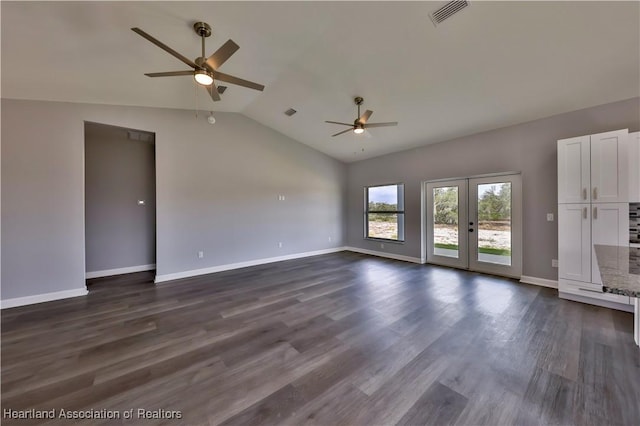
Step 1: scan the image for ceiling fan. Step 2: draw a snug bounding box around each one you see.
[325,97,398,137]
[131,22,264,102]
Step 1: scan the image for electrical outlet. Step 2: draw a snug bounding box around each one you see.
[278,242,283,248]
[380,243,385,249]
[547,213,554,222]
[328,236,332,242]
[198,251,204,259]
[552,259,558,268]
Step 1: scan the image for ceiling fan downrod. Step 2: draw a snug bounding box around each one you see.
[193,22,212,68]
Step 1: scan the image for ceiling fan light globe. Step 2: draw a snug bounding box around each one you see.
[353,127,365,134]
[194,70,213,86]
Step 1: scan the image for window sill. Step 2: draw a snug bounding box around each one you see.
[365,238,405,245]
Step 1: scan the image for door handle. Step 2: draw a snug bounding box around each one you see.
[593,206,597,219]
[583,207,587,219]
[593,187,598,200]
[583,188,587,200]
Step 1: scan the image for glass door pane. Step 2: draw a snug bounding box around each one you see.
[476,182,512,266]
[426,179,468,269]
[433,186,460,258]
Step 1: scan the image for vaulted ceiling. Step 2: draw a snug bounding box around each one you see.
[2,1,639,162]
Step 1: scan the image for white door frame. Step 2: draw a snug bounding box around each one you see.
[422,172,522,279]
[468,174,522,278]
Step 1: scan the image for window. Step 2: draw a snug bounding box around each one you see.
[365,184,405,242]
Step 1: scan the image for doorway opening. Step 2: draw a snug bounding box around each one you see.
[84,122,156,286]
[423,173,522,278]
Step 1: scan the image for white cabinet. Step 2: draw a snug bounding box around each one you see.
[629,131,640,202]
[590,129,628,203]
[557,129,631,310]
[558,136,590,203]
[591,203,629,284]
[558,129,628,204]
[558,204,591,283]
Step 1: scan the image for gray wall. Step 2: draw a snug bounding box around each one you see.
[85,122,156,273]
[1,99,347,301]
[347,97,640,280]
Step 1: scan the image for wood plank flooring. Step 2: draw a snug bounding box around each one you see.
[2,252,639,425]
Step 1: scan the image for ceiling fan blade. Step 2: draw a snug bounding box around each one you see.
[214,71,265,91]
[363,122,398,128]
[205,39,240,70]
[207,82,221,102]
[145,70,194,77]
[132,27,197,69]
[331,128,354,137]
[358,110,373,124]
[325,120,353,126]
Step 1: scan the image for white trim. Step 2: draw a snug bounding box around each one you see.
[1,288,88,309]
[86,264,156,279]
[423,171,521,184]
[155,248,347,284]
[345,246,423,264]
[559,291,633,313]
[520,275,559,289]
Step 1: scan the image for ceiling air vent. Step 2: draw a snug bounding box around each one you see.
[127,130,154,142]
[284,108,297,117]
[429,0,470,26]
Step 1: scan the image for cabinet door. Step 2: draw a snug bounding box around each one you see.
[629,132,640,203]
[558,136,590,203]
[591,129,628,203]
[558,204,591,282]
[591,203,629,284]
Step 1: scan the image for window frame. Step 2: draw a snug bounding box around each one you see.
[364,183,405,243]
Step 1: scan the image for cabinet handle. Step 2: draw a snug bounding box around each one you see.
[583,207,587,219]
[578,287,603,294]
[583,188,587,200]
[593,187,597,200]
[593,206,597,219]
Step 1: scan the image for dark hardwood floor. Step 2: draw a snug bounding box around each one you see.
[2,252,638,425]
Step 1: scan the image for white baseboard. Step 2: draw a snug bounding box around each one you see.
[559,292,634,313]
[344,246,423,264]
[86,264,156,279]
[1,288,88,309]
[520,275,558,289]
[155,247,347,284]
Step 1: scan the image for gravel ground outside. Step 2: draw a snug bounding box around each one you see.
[368,221,398,240]
[434,223,511,250]
[368,221,511,251]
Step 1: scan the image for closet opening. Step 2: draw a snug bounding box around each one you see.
[84,121,156,290]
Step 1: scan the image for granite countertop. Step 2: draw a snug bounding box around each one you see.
[594,245,640,298]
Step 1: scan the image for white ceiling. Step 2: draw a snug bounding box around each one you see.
[2,1,639,162]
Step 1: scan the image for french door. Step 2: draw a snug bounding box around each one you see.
[426,174,522,278]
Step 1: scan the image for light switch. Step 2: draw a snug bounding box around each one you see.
[546,213,554,221]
